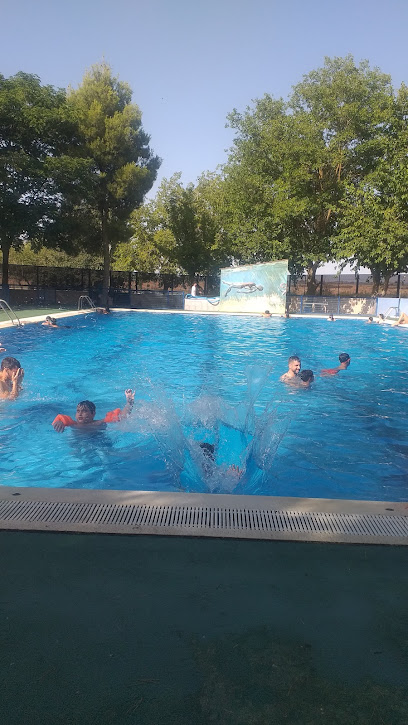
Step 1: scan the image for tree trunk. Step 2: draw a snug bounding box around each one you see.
[382,272,392,296]
[370,268,381,296]
[101,210,110,307]
[1,242,10,303]
[306,261,320,295]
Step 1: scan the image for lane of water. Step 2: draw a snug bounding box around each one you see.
[0,312,407,499]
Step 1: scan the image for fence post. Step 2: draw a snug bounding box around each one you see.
[319,275,323,296]
[355,274,359,296]
[397,273,401,299]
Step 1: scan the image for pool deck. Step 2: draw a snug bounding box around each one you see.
[0,306,391,329]
[1,530,407,724]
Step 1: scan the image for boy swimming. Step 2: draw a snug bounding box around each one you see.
[52,389,135,432]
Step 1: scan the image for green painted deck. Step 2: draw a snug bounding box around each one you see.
[0,532,407,724]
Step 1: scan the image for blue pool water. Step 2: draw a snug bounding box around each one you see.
[0,312,407,500]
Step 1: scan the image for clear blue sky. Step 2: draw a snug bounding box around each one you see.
[2,0,408,198]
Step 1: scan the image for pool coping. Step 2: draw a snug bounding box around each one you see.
[0,307,387,329]
[0,486,407,545]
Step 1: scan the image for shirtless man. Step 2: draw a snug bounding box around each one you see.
[52,389,135,432]
[0,357,24,399]
[392,312,408,327]
[321,353,351,376]
[280,355,301,383]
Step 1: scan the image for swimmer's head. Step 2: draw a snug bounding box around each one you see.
[1,356,21,377]
[379,314,385,320]
[299,369,314,386]
[288,355,301,374]
[264,310,270,314]
[76,400,96,424]
[339,353,351,367]
[368,316,373,322]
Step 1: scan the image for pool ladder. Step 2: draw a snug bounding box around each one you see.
[0,299,23,327]
[382,305,399,320]
[78,295,96,311]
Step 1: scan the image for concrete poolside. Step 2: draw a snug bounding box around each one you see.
[1,530,407,725]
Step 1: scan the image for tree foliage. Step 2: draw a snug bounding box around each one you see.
[67,63,160,302]
[221,56,395,292]
[0,72,90,293]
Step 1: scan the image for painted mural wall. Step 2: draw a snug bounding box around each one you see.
[218,260,288,313]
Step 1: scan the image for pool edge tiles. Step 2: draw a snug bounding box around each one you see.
[0,308,375,328]
[0,487,407,545]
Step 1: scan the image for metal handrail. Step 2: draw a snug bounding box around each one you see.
[382,305,399,320]
[78,295,96,311]
[0,299,23,327]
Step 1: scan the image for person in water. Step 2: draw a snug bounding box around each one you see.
[0,357,24,399]
[280,355,301,383]
[366,316,374,324]
[96,306,110,315]
[52,389,135,432]
[42,316,58,327]
[298,369,314,387]
[327,314,335,322]
[321,353,351,376]
[392,312,408,327]
[262,310,271,317]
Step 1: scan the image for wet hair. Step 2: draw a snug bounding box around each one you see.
[339,353,350,363]
[264,310,270,314]
[1,356,21,371]
[300,369,314,382]
[368,316,373,321]
[288,355,301,364]
[46,316,57,325]
[77,400,96,416]
[379,314,385,319]
[200,442,215,460]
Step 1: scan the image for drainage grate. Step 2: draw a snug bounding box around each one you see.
[0,498,407,543]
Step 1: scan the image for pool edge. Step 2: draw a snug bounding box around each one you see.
[0,486,407,545]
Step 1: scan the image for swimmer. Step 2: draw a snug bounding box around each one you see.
[321,353,351,376]
[298,369,314,387]
[0,344,5,352]
[262,310,271,317]
[366,316,375,324]
[0,356,24,399]
[280,355,301,383]
[42,316,58,327]
[52,389,135,432]
[96,306,110,315]
[328,314,335,322]
[392,312,408,327]
[377,313,386,324]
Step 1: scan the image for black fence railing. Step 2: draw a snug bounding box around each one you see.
[2,265,408,300]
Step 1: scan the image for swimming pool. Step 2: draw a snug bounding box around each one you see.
[0,312,407,501]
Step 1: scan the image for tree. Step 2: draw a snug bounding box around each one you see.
[68,63,160,304]
[222,57,394,292]
[337,85,408,294]
[0,72,87,298]
[121,173,221,278]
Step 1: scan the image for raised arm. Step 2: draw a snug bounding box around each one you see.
[121,389,135,417]
[9,368,24,399]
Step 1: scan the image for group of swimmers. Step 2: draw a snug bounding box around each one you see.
[279,353,351,388]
